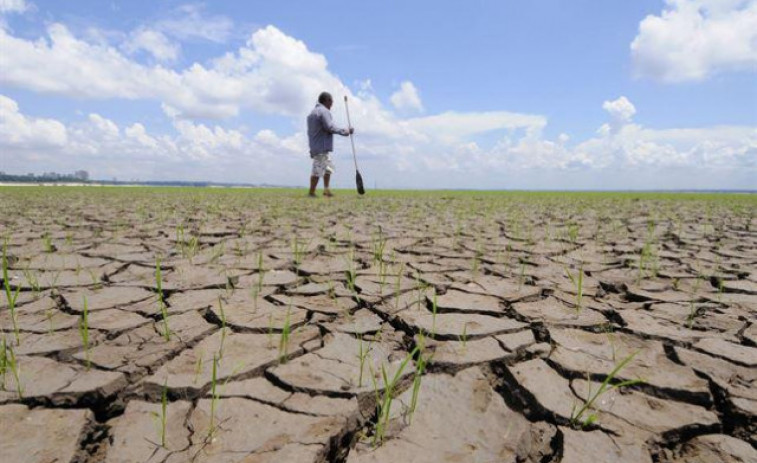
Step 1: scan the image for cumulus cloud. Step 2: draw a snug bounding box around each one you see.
[602,96,636,123]
[0,94,309,182]
[390,81,424,113]
[1,93,754,188]
[0,0,28,14]
[0,94,67,148]
[122,28,180,62]
[0,15,753,189]
[631,0,757,82]
[0,23,348,119]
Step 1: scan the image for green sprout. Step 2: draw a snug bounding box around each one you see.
[150,379,169,448]
[564,263,585,312]
[408,335,433,423]
[5,341,22,398]
[208,354,219,439]
[0,338,7,390]
[256,252,265,292]
[686,276,704,329]
[370,347,417,446]
[2,240,22,345]
[218,296,227,358]
[458,323,468,351]
[356,335,371,388]
[570,350,642,427]
[278,307,291,363]
[193,349,204,385]
[78,296,91,370]
[155,258,170,341]
[42,232,54,253]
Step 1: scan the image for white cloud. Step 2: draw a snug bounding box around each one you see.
[0,94,67,148]
[155,4,233,43]
[390,81,424,113]
[1,93,754,188]
[631,0,757,82]
[122,28,179,62]
[602,96,636,124]
[403,111,546,144]
[0,15,753,189]
[0,23,347,119]
[0,0,28,14]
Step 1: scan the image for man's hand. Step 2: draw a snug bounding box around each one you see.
[349,127,355,134]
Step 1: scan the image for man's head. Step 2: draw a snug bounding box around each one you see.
[318,92,333,109]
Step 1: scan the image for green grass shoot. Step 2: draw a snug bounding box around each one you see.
[155,258,170,341]
[2,240,22,345]
[79,296,91,370]
[570,350,642,427]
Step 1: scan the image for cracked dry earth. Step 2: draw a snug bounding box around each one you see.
[1,188,756,463]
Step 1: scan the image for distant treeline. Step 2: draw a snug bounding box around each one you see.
[0,170,90,183]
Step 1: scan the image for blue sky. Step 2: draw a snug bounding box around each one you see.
[1,0,755,189]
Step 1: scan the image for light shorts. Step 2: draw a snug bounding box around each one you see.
[311,153,335,178]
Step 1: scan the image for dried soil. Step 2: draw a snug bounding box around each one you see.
[0,188,755,462]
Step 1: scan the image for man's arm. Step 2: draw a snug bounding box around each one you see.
[320,108,352,136]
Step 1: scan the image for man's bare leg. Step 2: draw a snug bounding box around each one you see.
[323,173,333,197]
[309,176,319,197]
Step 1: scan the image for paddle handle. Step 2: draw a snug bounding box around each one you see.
[344,96,358,171]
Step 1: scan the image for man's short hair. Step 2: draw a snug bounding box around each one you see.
[318,92,333,105]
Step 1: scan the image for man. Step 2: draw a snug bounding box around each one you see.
[307,92,354,197]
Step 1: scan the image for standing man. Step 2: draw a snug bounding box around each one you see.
[307,92,354,197]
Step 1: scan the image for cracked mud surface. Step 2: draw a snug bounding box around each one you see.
[1,188,755,462]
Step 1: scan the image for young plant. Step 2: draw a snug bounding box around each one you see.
[2,241,22,345]
[345,246,358,299]
[151,379,169,448]
[378,260,388,294]
[46,308,55,335]
[155,258,170,341]
[256,252,265,292]
[22,266,41,296]
[193,350,204,385]
[278,307,292,363]
[686,276,704,329]
[408,335,432,423]
[5,341,22,398]
[570,350,642,427]
[208,354,220,439]
[564,263,584,312]
[393,262,406,310]
[372,230,387,267]
[0,338,7,390]
[42,232,54,253]
[518,258,527,291]
[414,271,426,311]
[210,241,225,265]
[371,347,417,446]
[78,296,92,370]
[471,244,483,276]
[567,222,579,244]
[458,323,469,351]
[356,335,372,388]
[291,236,308,271]
[217,296,227,358]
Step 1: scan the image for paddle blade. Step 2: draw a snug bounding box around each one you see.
[356,171,365,195]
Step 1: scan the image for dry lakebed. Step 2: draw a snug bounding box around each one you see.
[0,187,755,462]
